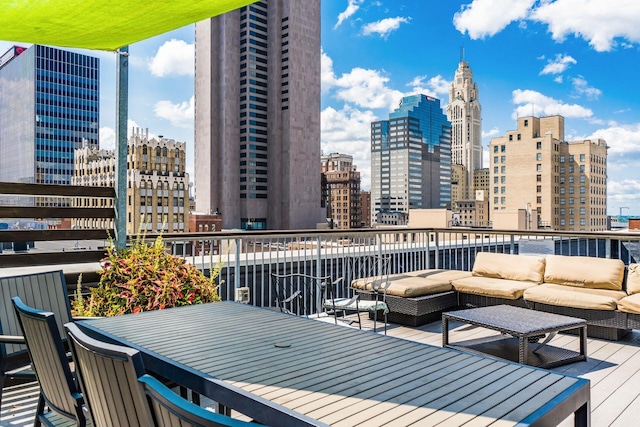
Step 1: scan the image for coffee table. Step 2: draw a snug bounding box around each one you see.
[442,305,587,369]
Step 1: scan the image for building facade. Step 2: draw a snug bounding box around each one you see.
[473,168,490,195]
[370,94,451,224]
[489,116,608,231]
[359,190,371,227]
[321,153,361,229]
[450,164,467,206]
[195,0,323,230]
[0,45,99,204]
[72,130,190,234]
[446,60,482,201]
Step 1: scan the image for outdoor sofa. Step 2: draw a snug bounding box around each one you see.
[353,251,640,340]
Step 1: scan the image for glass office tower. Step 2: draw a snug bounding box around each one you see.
[371,94,451,222]
[0,45,99,192]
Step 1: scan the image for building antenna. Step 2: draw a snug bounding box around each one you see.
[460,46,465,63]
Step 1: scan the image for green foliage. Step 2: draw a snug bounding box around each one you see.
[77,236,222,317]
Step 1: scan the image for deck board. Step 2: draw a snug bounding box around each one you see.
[5,310,640,426]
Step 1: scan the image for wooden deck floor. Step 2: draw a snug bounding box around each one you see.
[3,314,640,426]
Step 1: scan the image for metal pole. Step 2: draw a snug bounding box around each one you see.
[115,46,129,250]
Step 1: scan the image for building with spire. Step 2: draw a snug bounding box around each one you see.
[447,56,482,201]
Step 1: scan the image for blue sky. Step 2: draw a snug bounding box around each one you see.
[1,0,640,215]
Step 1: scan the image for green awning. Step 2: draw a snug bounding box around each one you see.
[0,0,257,51]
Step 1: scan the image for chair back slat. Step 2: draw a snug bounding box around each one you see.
[65,323,155,427]
[0,271,71,355]
[12,297,83,423]
[140,375,258,427]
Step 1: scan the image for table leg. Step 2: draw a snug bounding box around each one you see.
[579,325,588,359]
[442,317,449,347]
[520,336,528,365]
[574,401,590,427]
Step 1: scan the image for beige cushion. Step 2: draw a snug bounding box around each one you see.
[472,252,546,284]
[382,277,453,298]
[406,269,472,281]
[524,283,626,311]
[544,255,625,290]
[626,264,640,295]
[617,293,640,314]
[451,276,538,300]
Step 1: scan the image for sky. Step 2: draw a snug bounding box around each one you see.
[1,0,640,216]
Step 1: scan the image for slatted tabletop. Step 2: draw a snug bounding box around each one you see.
[78,302,590,426]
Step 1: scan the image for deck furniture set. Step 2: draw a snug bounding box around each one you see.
[1,270,591,426]
[353,251,640,340]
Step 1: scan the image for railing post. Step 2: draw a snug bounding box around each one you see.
[234,237,241,295]
[316,236,322,313]
[510,235,515,254]
[114,46,128,250]
[434,232,440,269]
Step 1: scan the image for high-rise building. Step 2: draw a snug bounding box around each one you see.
[447,60,482,200]
[370,94,451,223]
[0,45,99,202]
[450,164,467,205]
[473,168,490,195]
[195,0,322,230]
[321,153,361,229]
[489,116,608,231]
[72,130,190,234]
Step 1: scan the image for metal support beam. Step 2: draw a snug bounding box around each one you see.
[115,46,129,250]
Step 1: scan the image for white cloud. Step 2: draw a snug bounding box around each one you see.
[333,67,405,110]
[453,0,535,39]
[512,89,593,119]
[531,0,640,52]
[154,96,194,128]
[148,39,194,77]
[362,17,411,39]
[482,127,500,139]
[572,76,602,99]
[587,123,640,155]
[321,106,379,189]
[321,50,337,91]
[608,179,640,213]
[100,127,115,150]
[539,54,576,75]
[407,75,451,98]
[334,0,364,29]
[554,76,563,84]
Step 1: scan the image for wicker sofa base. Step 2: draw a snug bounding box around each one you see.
[531,302,630,340]
[627,313,640,330]
[458,292,531,310]
[357,290,458,327]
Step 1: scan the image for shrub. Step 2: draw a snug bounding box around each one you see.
[74,236,222,317]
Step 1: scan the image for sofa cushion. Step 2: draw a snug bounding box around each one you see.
[405,269,473,281]
[524,283,626,311]
[626,264,640,295]
[381,277,453,298]
[451,276,538,300]
[471,252,546,284]
[544,255,625,291]
[617,293,640,314]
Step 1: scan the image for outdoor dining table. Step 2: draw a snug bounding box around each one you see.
[77,301,590,426]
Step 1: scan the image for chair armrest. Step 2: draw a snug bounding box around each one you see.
[0,334,26,345]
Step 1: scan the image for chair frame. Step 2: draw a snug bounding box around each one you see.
[0,270,73,412]
[12,297,86,427]
[64,322,155,427]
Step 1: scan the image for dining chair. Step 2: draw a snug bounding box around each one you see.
[0,271,74,414]
[65,323,259,427]
[11,297,87,427]
[139,374,260,426]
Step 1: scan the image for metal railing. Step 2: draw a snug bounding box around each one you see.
[146,227,640,310]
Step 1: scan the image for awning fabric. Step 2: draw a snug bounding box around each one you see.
[0,0,257,51]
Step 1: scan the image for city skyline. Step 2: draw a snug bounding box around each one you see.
[0,0,638,215]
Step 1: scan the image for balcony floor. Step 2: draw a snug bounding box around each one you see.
[2,314,640,426]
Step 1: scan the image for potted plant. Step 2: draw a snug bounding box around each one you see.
[73,235,222,317]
